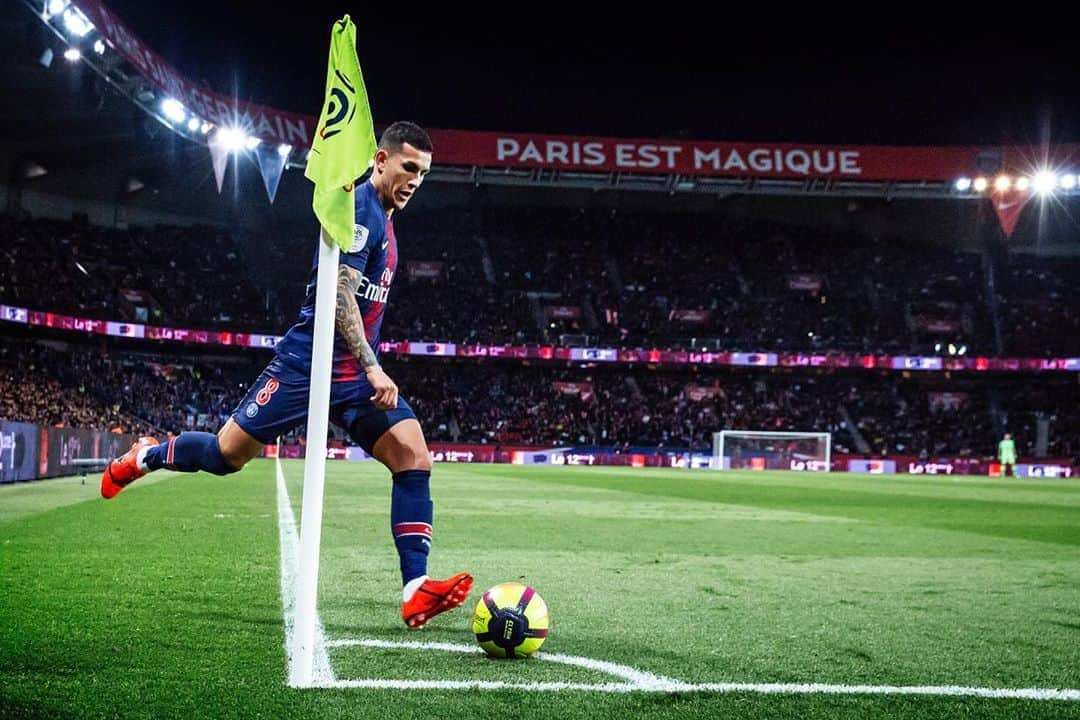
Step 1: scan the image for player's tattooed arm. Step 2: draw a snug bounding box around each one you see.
[335,264,378,369]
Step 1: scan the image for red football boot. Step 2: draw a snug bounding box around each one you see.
[402,572,474,628]
[101,436,159,499]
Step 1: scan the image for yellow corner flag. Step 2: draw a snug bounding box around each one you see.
[305,15,377,251]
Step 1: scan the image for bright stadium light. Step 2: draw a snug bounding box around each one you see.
[160,98,186,124]
[245,136,262,151]
[278,143,292,158]
[934,343,942,352]
[63,47,80,62]
[1015,176,1030,192]
[62,7,93,37]
[994,175,1011,192]
[954,177,972,192]
[958,345,967,356]
[1033,171,1058,195]
[200,121,213,134]
[187,117,200,131]
[1059,173,1076,190]
[947,343,957,355]
[973,177,989,192]
[92,39,105,55]
[215,127,248,153]
[47,0,68,16]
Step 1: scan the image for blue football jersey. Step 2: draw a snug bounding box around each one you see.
[275,181,398,381]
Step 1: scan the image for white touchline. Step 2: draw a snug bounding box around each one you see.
[277,458,335,686]
[324,636,1080,700]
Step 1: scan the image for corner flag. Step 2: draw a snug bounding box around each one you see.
[291,16,377,688]
[306,15,377,250]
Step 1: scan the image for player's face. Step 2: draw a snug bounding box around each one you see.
[376,142,431,212]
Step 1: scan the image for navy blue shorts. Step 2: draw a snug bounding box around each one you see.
[232,358,417,454]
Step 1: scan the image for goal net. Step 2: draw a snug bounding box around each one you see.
[712,430,831,471]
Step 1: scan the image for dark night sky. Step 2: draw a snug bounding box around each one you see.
[103,3,1080,147]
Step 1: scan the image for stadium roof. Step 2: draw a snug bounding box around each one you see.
[91,2,1080,147]
[3,1,1079,228]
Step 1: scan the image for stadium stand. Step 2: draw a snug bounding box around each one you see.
[4,340,1077,460]
[2,208,1064,358]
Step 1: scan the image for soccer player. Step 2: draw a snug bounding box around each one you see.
[998,432,1017,477]
[101,121,472,629]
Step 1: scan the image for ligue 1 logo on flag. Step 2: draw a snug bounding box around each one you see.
[317,68,357,142]
[305,15,377,252]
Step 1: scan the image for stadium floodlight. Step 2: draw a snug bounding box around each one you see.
[62,7,93,37]
[47,0,68,16]
[994,175,1011,192]
[161,98,186,124]
[1059,173,1076,190]
[1015,176,1030,192]
[63,47,80,62]
[245,136,262,151]
[200,122,213,134]
[973,177,989,192]
[954,177,972,192]
[92,39,105,55]
[1033,171,1058,195]
[958,345,967,356]
[278,143,292,158]
[215,127,248,153]
[186,117,200,131]
[934,343,942,352]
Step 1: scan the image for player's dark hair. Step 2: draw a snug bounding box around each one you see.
[379,121,433,153]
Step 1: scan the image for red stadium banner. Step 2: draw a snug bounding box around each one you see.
[918,317,962,334]
[426,129,1080,181]
[684,385,723,401]
[545,305,582,320]
[552,381,594,401]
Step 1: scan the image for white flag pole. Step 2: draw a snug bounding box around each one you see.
[289,226,339,687]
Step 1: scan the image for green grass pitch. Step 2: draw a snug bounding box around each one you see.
[2,460,1079,719]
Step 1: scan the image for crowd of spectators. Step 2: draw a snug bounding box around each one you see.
[997,255,1080,356]
[0,345,150,433]
[0,213,270,329]
[2,209,1068,358]
[4,341,1076,459]
[0,342,258,436]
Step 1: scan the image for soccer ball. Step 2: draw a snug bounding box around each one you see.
[472,582,550,658]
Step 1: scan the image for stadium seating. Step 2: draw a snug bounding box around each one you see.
[3,341,1077,459]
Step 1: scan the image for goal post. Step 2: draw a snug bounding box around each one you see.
[713,430,831,472]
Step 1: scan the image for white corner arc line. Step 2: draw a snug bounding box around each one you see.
[327,638,685,688]
[276,458,335,686]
